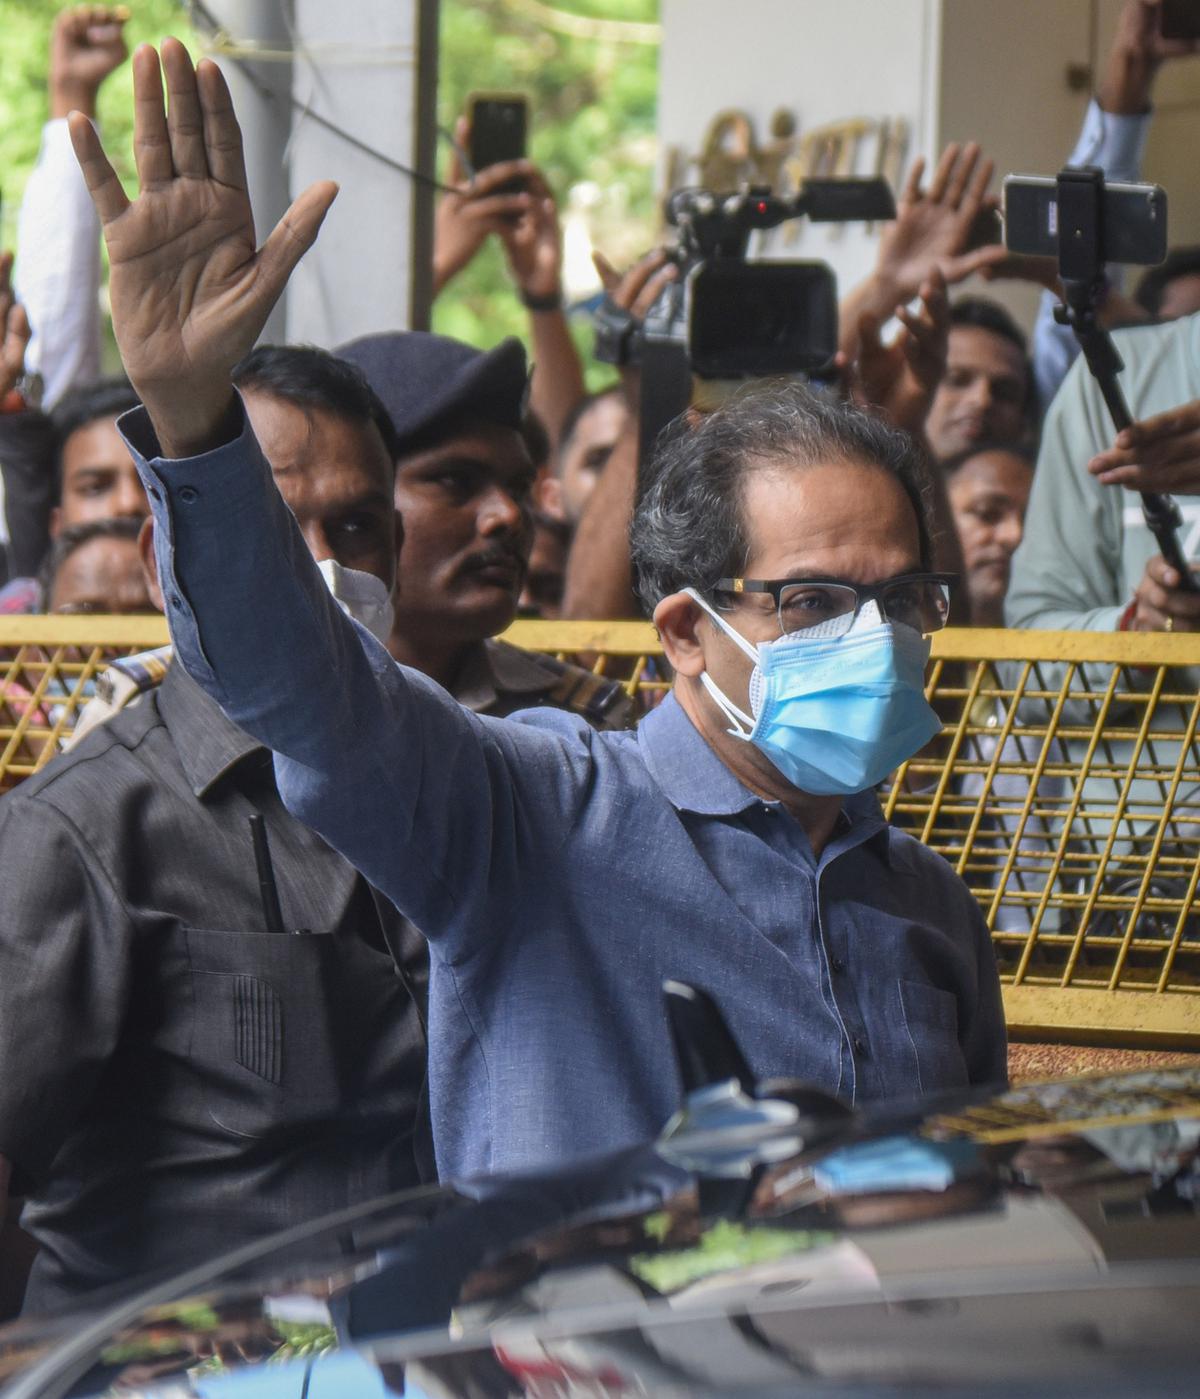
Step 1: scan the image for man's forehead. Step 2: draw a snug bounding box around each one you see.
[61,416,132,469]
[398,420,532,475]
[741,460,921,577]
[947,325,1026,376]
[245,393,393,495]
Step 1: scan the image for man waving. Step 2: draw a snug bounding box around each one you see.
[67,42,1005,1180]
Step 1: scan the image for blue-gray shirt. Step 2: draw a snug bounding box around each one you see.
[123,406,1006,1180]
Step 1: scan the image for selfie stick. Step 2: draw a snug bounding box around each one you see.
[1052,167,1196,590]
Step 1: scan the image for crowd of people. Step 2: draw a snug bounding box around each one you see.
[1,0,1200,1322]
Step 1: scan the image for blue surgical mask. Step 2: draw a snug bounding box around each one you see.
[685,588,941,796]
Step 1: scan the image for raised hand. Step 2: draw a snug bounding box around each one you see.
[0,252,34,409]
[50,5,130,120]
[69,39,336,458]
[843,268,949,436]
[432,117,535,296]
[592,248,677,405]
[1099,0,1199,115]
[498,166,563,302]
[875,143,997,302]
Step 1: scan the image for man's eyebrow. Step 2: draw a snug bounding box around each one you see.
[66,466,118,480]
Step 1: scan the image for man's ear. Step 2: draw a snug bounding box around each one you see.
[48,504,61,538]
[137,516,166,614]
[654,590,708,677]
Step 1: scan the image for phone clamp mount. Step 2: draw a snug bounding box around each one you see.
[1050,165,1195,591]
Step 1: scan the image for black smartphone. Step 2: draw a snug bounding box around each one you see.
[467,93,528,192]
[1003,174,1168,266]
[1161,0,1200,40]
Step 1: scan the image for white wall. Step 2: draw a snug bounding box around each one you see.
[285,0,424,346]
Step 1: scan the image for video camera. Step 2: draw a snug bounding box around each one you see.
[595,177,896,458]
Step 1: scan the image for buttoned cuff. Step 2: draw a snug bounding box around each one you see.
[119,399,276,683]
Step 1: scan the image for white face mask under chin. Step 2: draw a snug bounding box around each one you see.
[317,558,395,646]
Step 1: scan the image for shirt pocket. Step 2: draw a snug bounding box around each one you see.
[183,927,345,1139]
[897,979,968,1096]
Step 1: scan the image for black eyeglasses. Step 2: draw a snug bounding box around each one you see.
[712,573,956,639]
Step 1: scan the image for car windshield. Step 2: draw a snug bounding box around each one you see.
[3,1067,1199,1399]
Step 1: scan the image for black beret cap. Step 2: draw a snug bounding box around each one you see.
[336,331,529,454]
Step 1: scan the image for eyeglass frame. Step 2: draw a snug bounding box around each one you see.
[710,572,958,636]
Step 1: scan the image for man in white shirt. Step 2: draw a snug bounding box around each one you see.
[14,6,128,411]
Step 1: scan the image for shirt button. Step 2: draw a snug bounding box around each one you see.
[831,957,845,974]
[853,1036,868,1057]
[147,485,161,502]
[169,593,184,609]
[178,485,199,503]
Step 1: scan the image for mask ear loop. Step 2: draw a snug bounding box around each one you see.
[683,587,758,737]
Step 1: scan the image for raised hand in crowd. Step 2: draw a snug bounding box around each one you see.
[50,4,129,120]
[561,249,677,621]
[1088,401,1200,495]
[432,117,536,296]
[0,254,33,413]
[67,39,337,458]
[1099,0,1199,115]
[432,116,584,447]
[840,141,998,360]
[841,267,949,437]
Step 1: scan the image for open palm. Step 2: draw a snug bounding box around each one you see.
[70,40,337,455]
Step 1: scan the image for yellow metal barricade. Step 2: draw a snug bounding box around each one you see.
[0,615,169,789]
[5,617,1200,1050]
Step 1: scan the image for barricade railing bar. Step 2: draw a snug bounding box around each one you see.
[4,618,1200,1046]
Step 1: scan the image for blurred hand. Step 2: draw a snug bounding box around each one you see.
[592,248,677,403]
[1088,401,1200,494]
[0,252,33,406]
[946,247,1061,293]
[432,117,535,296]
[69,40,336,457]
[50,5,129,120]
[499,166,563,301]
[1099,1,1198,115]
[843,269,949,435]
[874,143,996,301]
[1129,553,1200,631]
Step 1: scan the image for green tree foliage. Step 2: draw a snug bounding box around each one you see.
[0,1,658,381]
[434,0,660,378]
[0,0,197,248]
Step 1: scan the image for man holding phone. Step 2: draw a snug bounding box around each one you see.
[432,96,586,461]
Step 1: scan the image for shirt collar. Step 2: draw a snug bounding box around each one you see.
[637,693,765,816]
[156,661,267,797]
[638,692,894,861]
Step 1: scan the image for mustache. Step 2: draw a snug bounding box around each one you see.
[459,544,528,575]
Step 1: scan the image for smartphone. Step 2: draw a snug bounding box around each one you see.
[1161,0,1200,40]
[467,93,528,192]
[1003,174,1167,266]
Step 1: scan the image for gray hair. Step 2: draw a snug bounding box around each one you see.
[629,379,934,615]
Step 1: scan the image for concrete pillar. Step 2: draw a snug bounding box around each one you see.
[204,0,295,346]
[285,0,436,348]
